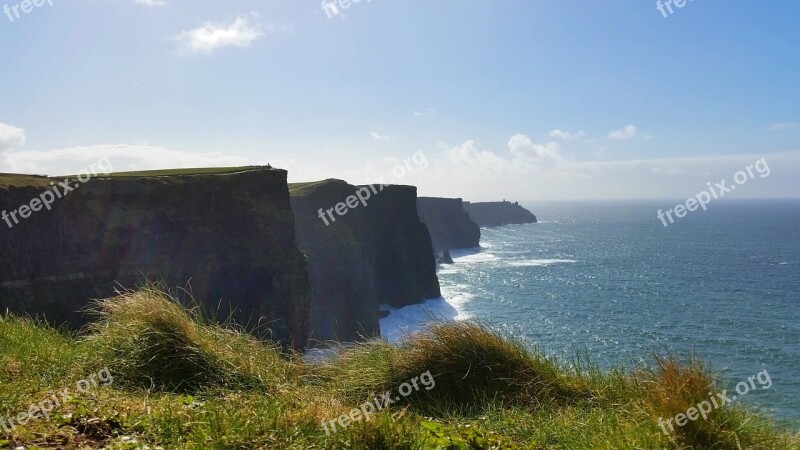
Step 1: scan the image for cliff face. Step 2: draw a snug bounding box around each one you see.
[463,201,537,227]
[290,180,440,343]
[417,197,480,253]
[0,167,311,347]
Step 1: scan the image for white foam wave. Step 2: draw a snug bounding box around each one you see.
[380,289,471,344]
[436,266,460,275]
[452,253,499,263]
[440,284,474,313]
[506,259,577,267]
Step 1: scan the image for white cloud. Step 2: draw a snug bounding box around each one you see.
[507,134,561,161]
[135,0,167,6]
[0,144,250,175]
[420,145,800,201]
[445,140,507,172]
[370,131,390,141]
[608,124,638,140]
[651,167,688,176]
[770,122,797,131]
[413,108,437,118]
[549,129,585,141]
[174,13,265,55]
[0,122,25,154]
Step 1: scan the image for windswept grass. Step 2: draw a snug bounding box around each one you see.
[82,286,297,392]
[316,322,593,415]
[391,322,592,409]
[0,315,85,414]
[0,288,797,449]
[633,355,794,449]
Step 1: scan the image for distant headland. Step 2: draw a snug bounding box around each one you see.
[463,200,538,227]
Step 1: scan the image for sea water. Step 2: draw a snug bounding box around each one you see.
[381,199,800,425]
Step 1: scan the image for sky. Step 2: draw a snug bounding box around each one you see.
[1,0,799,201]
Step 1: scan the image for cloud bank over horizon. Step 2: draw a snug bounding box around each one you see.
[2,121,797,201]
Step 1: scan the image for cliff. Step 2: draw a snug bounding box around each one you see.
[463,201,537,227]
[0,167,311,347]
[289,179,440,343]
[417,197,480,253]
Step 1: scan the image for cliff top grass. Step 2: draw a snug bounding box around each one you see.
[98,166,270,178]
[418,197,465,202]
[1,289,798,449]
[289,179,416,198]
[0,166,276,189]
[288,179,349,197]
[0,173,53,189]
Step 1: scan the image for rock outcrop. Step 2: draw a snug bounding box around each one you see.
[0,167,311,348]
[416,197,480,253]
[439,250,454,265]
[289,179,440,343]
[463,201,537,227]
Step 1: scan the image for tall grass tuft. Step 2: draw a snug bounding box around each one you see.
[637,355,795,449]
[388,322,592,411]
[83,285,294,392]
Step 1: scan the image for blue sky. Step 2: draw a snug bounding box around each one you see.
[1,0,798,200]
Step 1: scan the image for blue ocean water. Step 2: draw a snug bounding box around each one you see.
[382,199,800,425]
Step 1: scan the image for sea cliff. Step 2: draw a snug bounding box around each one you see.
[0,167,311,347]
[463,200,537,227]
[417,197,480,253]
[289,179,440,343]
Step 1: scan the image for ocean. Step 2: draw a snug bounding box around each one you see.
[380,199,800,426]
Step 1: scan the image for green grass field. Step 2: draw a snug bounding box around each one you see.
[0,174,53,189]
[0,167,272,190]
[288,179,345,197]
[100,166,267,178]
[0,287,797,449]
